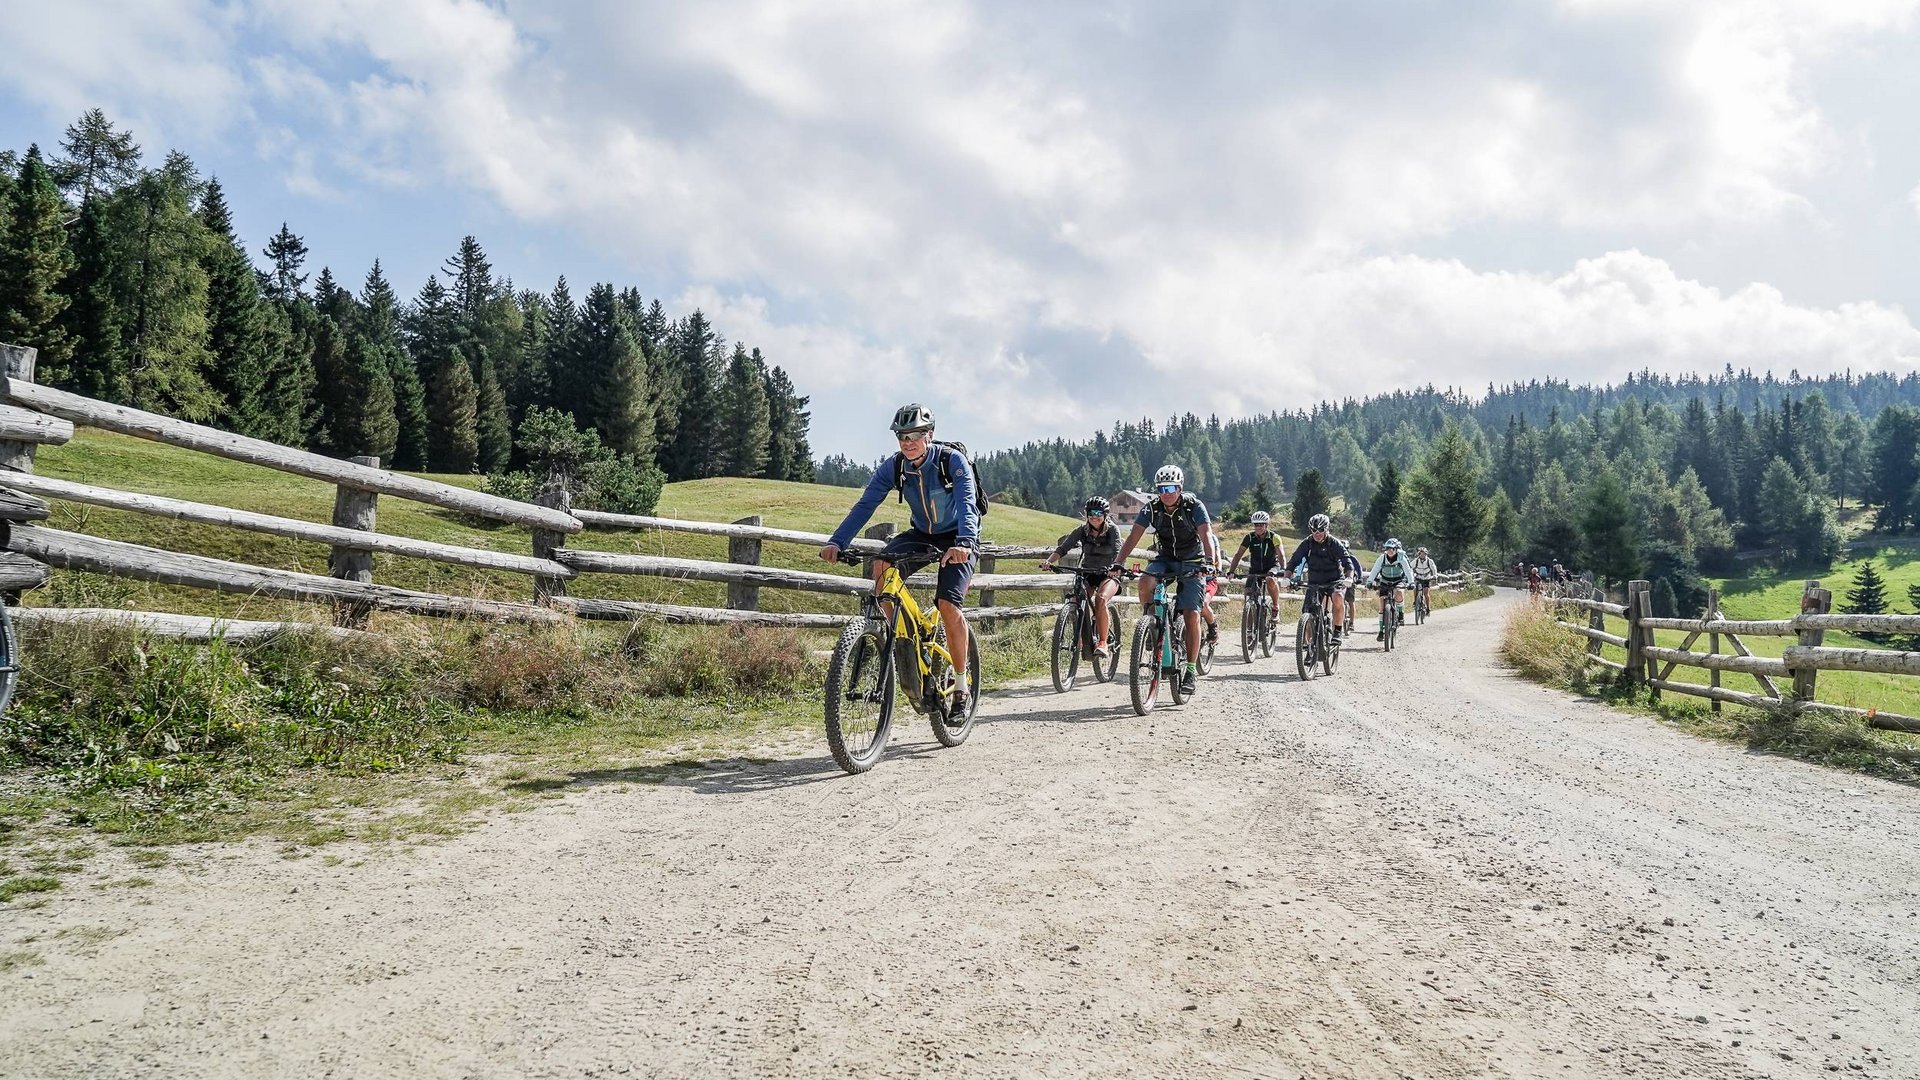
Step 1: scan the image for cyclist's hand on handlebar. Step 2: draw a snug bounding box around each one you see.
[819,544,840,563]
[942,545,971,566]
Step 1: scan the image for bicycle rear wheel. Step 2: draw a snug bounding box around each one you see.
[1129,615,1161,715]
[824,620,894,774]
[1050,601,1080,693]
[930,624,980,748]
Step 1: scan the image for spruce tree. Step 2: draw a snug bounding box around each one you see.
[764,361,814,482]
[1402,425,1490,566]
[1363,461,1400,545]
[474,355,512,472]
[257,303,318,447]
[1579,466,1640,586]
[56,186,127,396]
[1290,469,1331,533]
[120,153,218,419]
[596,323,654,463]
[386,343,429,470]
[261,223,309,304]
[538,276,580,419]
[197,178,275,435]
[1843,559,1889,616]
[717,343,771,477]
[663,310,721,480]
[426,348,479,472]
[0,147,75,370]
[330,331,399,461]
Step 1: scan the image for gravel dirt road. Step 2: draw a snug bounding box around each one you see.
[4,590,1917,1078]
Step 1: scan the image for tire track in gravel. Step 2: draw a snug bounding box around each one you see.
[4,590,1917,1078]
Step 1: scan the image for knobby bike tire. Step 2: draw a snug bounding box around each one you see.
[1295,612,1316,681]
[824,620,894,774]
[930,623,980,748]
[1415,590,1428,625]
[1322,611,1340,676]
[1196,617,1216,677]
[1130,614,1161,715]
[1262,596,1279,657]
[1382,607,1396,652]
[1050,601,1080,693]
[1240,594,1259,664]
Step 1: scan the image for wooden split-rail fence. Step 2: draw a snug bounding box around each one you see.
[1548,578,1920,736]
[0,342,1488,644]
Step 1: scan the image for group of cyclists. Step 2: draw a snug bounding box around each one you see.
[822,403,1447,714]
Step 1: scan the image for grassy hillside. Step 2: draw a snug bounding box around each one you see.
[27,430,1084,620]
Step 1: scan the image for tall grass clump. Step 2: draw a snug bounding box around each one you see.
[1498,602,1592,687]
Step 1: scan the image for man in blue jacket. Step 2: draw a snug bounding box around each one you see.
[820,403,979,714]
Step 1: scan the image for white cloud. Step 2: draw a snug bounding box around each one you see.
[7,0,1920,454]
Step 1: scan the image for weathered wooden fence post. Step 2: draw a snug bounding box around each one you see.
[532,482,572,606]
[976,552,997,615]
[1624,580,1650,687]
[1706,587,1722,713]
[727,514,763,611]
[0,344,38,475]
[328,455,380,629]
[1791,579,1831,709]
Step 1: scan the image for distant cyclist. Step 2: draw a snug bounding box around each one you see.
[1227,511,1285,617]
[1283,513,1354,646]
[1042,497,1124,658]
[1366,538,1411,640]
[1409,544,1439,613]
[1111,464,1218,696]
[820,403,979,716]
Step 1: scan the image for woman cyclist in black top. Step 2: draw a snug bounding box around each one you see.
[1042,497,1124,658]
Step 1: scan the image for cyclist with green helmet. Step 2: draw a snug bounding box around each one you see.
[1110,464,1218,696]
[1042,496,1125,657]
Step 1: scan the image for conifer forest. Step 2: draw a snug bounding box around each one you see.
[0,111,815,516]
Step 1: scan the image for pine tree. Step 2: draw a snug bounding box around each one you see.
[386,344,429,470]
[538,276,580,418]
[474,355,512,472]
[426,348,479,472]
[1870,405,1920,530]
[1400,425,1490,566]
[443,235,493,326]
[1290,469,1331,533]
[717,343,771,477]
[257,303,318,447]
[1652,577,1679,619]
[0,147,75,370]
[1362,461,1400,545]
[764,362,813,481]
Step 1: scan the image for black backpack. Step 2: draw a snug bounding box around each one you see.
[892,441,991,518]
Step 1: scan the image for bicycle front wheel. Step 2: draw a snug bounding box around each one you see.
[1050,601,1080,693]
[1323,618,1340,676]
[1261,597,1278,657]
[1129,615,1161,715]
[1240,597,1258,664]
[1294,613,1316,681]
[824,620,894,774]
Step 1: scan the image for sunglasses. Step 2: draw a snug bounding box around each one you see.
[895,429,932,443]
[1155,484,1180,494]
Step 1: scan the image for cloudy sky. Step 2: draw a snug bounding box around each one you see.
[4,1,1920,458]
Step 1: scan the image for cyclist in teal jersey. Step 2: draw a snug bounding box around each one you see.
[1110,464,1218,696]
[1365,538,1412,640]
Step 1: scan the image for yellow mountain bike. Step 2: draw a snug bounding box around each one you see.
[824,545,981,775]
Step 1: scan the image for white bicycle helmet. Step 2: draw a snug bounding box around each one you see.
[1384,538,1402,551]
[1308,513,1331,532]
[1154,464,1184,487]
[1250,510,1270,525]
